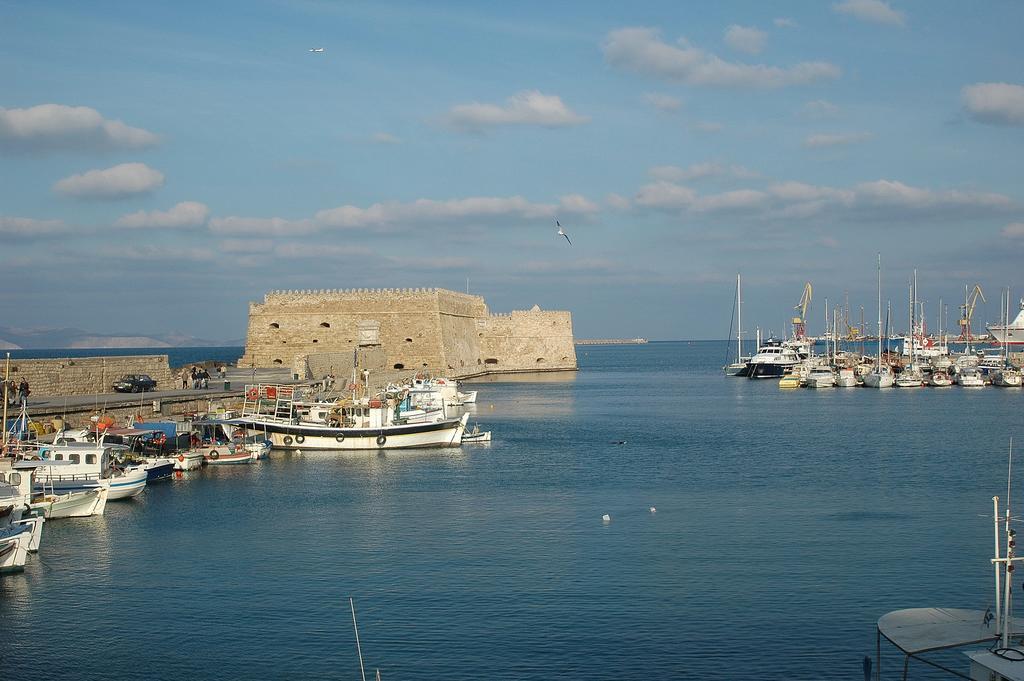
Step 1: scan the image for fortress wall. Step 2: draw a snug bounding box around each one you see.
[239,288,577,377]
[239,288,448,370]
[2,355,174,397]
[478,310,578,372]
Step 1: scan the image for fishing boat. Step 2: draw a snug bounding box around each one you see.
[723,273,750,376]
[31,487,108,518]
[462,425,492,443]
[0,523,32,573]
[33,442,148,500]
[185,419,268,465]
[230,384,469,451]
[172,451,205,471]
[874,477,1024,680]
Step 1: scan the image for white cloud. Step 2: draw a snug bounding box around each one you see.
[724,25,767,55]
[0,104,159,153]
[275,243,372,258]
[1001,223,1024,238]
[447,90,588,131]
[602,27,840,88]
[370,132,402,144]
[208,216,315,236]
[0,216,67,236]
[774,18,796,28]
[212,193,598,236]
[833,0,905,26]
[643,92,683,112]
[631,176,1013,221]
[219,239,275,254]
[802,99,841,118]
[803,131,873,148]
[649,163,757,182]
[53,162,164,200]
[606,193,632,210]
[962,83,1024,126]
[114,201,209,229]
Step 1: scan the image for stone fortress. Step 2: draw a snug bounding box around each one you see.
[238,288,578,379]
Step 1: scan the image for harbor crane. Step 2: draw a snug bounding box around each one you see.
[958,284,985,344]
[792,282,813,339]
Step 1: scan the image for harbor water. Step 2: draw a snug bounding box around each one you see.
[2,341,1019,680]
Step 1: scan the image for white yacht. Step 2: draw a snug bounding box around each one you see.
[993,367,1023,387]
[928,370,953,387]
[864,254,895,388]
[895,366,924,388]
[723,274,751,376]
[746,342,803,379]
[805,365,836,388]
[956,367,986,388]
[835,367,858,387]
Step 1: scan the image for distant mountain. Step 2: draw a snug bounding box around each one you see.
[0,325,243,349]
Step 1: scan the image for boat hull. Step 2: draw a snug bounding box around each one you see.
[0,526,32,573]
[232,414,468,451]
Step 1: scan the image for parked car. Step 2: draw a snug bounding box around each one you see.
[112,374,157,393]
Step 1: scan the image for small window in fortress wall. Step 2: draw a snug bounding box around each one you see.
[536,357,545,363]
[312,339,318,343]
[484,358,498,365]
[320,322,330,328]
[405,338,413,343]
[270,322,280,329]
[273,359,283,364]
[393,363,404,370]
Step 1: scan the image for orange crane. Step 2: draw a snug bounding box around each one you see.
[958,284,985,343]
[792,282,813,339]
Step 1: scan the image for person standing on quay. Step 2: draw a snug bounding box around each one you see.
[18,379,29,406]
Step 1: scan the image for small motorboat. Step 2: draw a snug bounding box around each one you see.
[835,367,858,387]
[778,373,801,389]
[172,451,205,471]
[462,425,491,443]
[805,365,836,388]
[30,488,108,518]
[928,370,953,387]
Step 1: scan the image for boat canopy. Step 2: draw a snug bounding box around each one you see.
[878,608,1024,654]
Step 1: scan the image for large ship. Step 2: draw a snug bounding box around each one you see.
[987,298,1024,345]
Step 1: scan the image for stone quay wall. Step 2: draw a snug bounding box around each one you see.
[2,355,174,397]
[239,287,577,378]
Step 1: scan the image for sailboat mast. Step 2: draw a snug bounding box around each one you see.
[736,273,742,360]
[876,254,882,368]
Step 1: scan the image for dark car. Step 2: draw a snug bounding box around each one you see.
[112,374,157,393]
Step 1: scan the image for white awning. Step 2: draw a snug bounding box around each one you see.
[878,607,1024,654]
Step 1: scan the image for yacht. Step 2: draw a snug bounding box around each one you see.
[746,342,803,379]
[993,367,1023,387]
[723,274,751,376]
[864,255,895,388]
[928,370,953,387]
[805,365,836,388]
[835,367,858,387]
[895,365,924,388]
[956,367,986,388]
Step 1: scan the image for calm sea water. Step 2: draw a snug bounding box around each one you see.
[2,341,1020,680]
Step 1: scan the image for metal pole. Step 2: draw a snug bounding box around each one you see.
[350,597,367,681]
[1,352,8,452]
[876,629,881,681]
[995,495,1003,635]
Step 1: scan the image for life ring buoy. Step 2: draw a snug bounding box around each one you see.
[335,434,346,443]
[347,383,358,391]
[283,436,293,446]
[295,434,305,444]
[177,454,185,462]
[246,388,258,400]
[209,450,220,460]
[376,434,387,446]
[266,387,277,399]
[232,429,245,440]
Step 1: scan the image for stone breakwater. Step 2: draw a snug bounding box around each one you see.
[2,355,174,397]
[239,287,578,379]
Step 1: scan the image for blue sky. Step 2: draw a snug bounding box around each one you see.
[2,0,1023,340]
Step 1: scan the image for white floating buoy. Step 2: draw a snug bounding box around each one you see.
[602,514,611,522]
[649,507,657,514]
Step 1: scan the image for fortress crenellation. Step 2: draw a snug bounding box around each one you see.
[240,287,576,377]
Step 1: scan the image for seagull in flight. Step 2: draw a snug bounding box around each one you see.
[556,220,571,245]
[309,47,325,53]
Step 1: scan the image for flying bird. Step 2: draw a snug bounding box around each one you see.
[309,47,325,53]
[556,220,571,245]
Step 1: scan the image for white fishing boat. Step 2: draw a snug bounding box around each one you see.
[172,451,205,471]
[231,384,469,451]
[874,477,1024,680]
[0,522,32,573]
[0,460,45,550]
[185,418,270,465]
[462,425,491,443]
[34,442,148,500]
